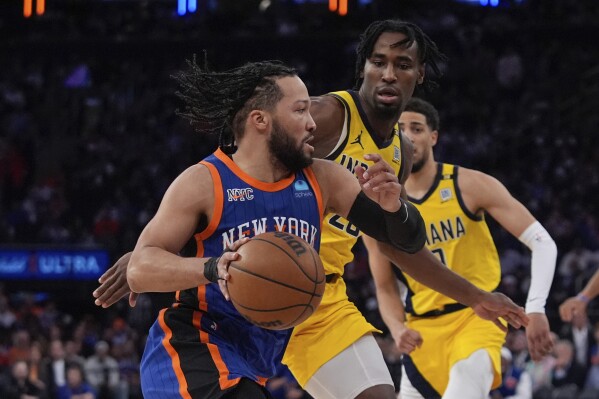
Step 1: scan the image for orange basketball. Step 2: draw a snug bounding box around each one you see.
[227,231,325,330]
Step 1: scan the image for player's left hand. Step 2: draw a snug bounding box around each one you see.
[526,313,554,361]
[355,153,402,213]
[217,237,250,300]
[472,292,529,332]
[93,252,138,308]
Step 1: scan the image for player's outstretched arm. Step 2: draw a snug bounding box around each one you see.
[313,155,425,254]
[466,168,557,360]
[560,268,599,322]
[363,235,422,354]
[377,243,529,331]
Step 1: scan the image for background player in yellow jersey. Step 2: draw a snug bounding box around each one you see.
[368,97,558,399]
[93,20,530,399]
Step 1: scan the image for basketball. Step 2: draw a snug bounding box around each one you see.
[227,231,325,330]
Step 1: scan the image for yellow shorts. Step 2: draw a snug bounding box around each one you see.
[282,276,380,386]
[404,307,506,396]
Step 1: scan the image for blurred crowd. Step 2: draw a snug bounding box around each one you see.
[1,0,599,398]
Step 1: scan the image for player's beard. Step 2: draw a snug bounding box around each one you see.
[268,119,313,172]
[411,150,429,173]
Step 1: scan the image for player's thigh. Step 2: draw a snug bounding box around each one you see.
[304,334,395,399]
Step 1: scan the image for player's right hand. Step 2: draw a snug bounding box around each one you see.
[355,153,402,213]
[393,325,423,354]
[93,252,138,308]
[559,296,588,322]
[217,237,250,301]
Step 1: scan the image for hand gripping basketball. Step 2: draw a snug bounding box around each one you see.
[203,238,251,300]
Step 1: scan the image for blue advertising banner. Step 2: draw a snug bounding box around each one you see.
[0,248,109,280]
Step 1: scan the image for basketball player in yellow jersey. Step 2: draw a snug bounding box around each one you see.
[283,20,526,399]
[367,97,558,399]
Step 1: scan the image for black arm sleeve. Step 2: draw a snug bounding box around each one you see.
[347,191,426,254]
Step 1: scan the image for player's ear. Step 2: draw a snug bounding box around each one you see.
[417,64,425,85]
[249,110,270,133]
[431,129,439,146]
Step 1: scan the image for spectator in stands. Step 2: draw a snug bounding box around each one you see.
[40,339,67,399]
[490,347,532,399]
[0,294,16,331]
[1,359,45,399]
[8,329,31,365]
[63,341,85,369]
[559,308,593,377]
[28,341,46,392]
[551,339,586,392]
[507,330,531,369]
[56,363,96,399]
[83,340,123,399]
[526,332,558,398]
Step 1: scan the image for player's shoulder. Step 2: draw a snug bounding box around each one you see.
[456,166,505,199]
[310,95,345,122]
[310,158,340,175]
[170,163,214,196]
[309,159,351,187]
[311,94,346,156]
[457,166,497,184]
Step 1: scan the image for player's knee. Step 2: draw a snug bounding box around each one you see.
[451,349,493,380]
[444,350,494,399]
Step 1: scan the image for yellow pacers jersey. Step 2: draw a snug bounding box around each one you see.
[405,163,501,316]
[319,90,403,275]
[403,163,504,395]
[283,90,405,386]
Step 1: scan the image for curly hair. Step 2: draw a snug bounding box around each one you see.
[353,19,447,91]
[404,97,440,131]
[172,56,297,154]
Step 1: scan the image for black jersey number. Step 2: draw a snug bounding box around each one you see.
[328,215,360,237]
[431,248,447,266]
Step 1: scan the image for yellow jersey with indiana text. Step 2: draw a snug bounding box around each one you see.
[403,163,501,316]
[283,90,406,386]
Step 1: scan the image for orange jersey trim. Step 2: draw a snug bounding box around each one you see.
[214,148,295,192]
[195,312,241,390]
[302,166,324,228]
[158,309,192,399]
[194,242,208,312]
[197,161,224,241]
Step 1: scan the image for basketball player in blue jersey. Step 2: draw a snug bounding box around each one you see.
[119,58,440,399]
[94,20,530,399]
[369,98,557,399]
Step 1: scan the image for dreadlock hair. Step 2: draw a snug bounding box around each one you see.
[404,97,440,131]
[353,19,447,91]
[173,56,297,154]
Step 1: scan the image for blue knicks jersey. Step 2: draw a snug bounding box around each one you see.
[143,149,323,391]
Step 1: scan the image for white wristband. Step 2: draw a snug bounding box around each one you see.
[518,221,558,314]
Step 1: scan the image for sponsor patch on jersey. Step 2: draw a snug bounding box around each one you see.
[294,180,313,198]
[294,180,309,191]
[439,188,453,202]
[227,188,254,202]
[393,146,401,164]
